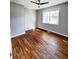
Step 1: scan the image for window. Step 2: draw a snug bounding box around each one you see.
[43,9,59,25]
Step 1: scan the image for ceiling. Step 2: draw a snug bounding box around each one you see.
[11,0,68,10]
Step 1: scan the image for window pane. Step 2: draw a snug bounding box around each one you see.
[43,9,59,25]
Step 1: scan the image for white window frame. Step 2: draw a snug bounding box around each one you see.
[43,9,59,25]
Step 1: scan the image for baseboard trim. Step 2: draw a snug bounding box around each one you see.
[11,32,25,38]
[11,28,68,38]
[36,27,68,38]
[50,30,68,37]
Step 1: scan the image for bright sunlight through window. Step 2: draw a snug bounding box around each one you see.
[43,9,59,25]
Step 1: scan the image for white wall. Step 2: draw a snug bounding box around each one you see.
[10,2,25,36]
[10,2,36,37]
[25,8,36,30]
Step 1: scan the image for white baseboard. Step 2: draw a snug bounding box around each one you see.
[50,30,68,37]
[37,27,68,37]
[11,32,25,38]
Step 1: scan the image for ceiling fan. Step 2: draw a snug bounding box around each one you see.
[31,0,49,8]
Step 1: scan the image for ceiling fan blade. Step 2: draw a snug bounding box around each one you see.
[31,1,38,4]
[39,2,49,5]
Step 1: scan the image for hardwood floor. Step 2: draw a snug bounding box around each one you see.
[11,29,68,59]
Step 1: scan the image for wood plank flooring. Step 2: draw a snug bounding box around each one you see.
[11,29,68,59]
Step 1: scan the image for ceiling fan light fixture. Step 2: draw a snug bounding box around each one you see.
[38,5,40,8]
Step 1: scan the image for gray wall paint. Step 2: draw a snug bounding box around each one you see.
[36,2,68,36]
[10,2,36,36]
[10,2,25,36]
[25,9,36,31]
